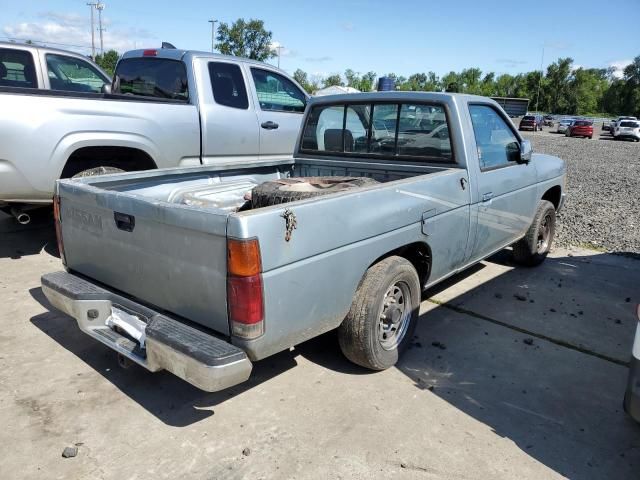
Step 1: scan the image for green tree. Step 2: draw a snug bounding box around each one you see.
[215,18,276,61]
[293,69,313,93]
[94,50,119,76]
[570,68,608,114]
[441,71,460,93]
[323,74,344,88]
[544,57,573,113]
[622,56,640,116]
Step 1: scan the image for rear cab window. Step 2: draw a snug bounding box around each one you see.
[208,62,248,109]
[301,101,454,163]
[0,48,37,88]
[114,57,189,101]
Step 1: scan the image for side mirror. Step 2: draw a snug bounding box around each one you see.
[101,83,112,94]
[519,139,532,163]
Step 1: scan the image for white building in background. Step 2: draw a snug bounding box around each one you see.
[313,85,361,96]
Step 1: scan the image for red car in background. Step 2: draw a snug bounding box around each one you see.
[566,120,593,139]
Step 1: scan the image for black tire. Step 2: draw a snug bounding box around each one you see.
[513,200,556,266]
[338,256,420,371]
[71,166,125,178]
[251,176,378,208]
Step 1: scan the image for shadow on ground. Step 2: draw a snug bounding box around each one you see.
[0,210,59,259]
[29,248,640,477]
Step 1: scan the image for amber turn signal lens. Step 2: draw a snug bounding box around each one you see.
[227,238,261,277]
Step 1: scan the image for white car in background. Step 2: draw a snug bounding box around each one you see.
[610,116,637,137]
[614,120,640,142]
[556,118,574,134]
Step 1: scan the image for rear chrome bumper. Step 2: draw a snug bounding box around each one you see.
[41,271,252,392]
[624,322,640,423]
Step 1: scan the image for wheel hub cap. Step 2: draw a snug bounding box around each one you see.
[379,283,411,351]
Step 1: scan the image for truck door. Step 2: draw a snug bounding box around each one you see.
[199,60,260,164]
[246,67,307,159]
[466,104,538,263]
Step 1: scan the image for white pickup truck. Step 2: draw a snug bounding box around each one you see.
[0,42,308,221]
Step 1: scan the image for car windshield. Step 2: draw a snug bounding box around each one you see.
[620,121,639,128]
[523,116,535,120]
[560,119,573,125]
[574,121,591,127]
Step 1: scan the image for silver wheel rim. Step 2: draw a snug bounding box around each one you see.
[537,214,552,254]
[378,281,412,351]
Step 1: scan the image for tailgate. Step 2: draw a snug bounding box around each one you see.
[57,180,231,335]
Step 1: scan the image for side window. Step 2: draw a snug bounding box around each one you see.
[301,105,344,151]
[396,104,452,160]
[208,62,248,109]
[469,105,520,170]
[0,48,37,88]
[370,104,398,154]
[250,68,306,113]
[346,104,370,153]
[46,54,108,93]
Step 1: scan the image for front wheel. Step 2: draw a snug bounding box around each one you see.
[513,200,556,266]
[338,256,420,370]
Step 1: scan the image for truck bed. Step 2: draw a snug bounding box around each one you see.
[57,157,456,338]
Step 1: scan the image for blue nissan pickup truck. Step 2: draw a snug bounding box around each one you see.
[41,92,566,391]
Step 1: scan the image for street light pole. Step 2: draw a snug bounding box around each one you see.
[96,3,105,55]
[86,2,97,59]
[208,19,218,53]
[276,45,283,69]
[535,45,545,113]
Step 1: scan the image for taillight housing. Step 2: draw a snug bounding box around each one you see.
[142,49,157,56]
[227,238,264,339]
[53,194,66,266]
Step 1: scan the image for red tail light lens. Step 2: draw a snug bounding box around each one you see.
[142,49,157,56]
[53,194,66,265]
[227,238,264,339]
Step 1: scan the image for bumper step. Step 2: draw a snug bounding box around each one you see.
[41,271,252,392]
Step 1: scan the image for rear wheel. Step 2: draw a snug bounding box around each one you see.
[338,256,420,370]
[513,200,556,267]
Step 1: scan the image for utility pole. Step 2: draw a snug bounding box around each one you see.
[535,45,545,113]
[96,3,105,55]
[208,19,217,53]
[276,45,283,69]
[86,2,97,59]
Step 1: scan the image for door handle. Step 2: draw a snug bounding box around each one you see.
[482,192,493,202]
[114,212,135,232]
[261,121,279,130]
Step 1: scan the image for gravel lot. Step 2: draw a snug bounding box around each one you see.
[522,126,640,256]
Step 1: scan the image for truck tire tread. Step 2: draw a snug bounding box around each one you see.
[513,200,556,267]
[338,256,420,370]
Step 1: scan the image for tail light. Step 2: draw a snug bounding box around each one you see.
[53,194,66,265]
[142,49,157,56]
[227,238,264,339]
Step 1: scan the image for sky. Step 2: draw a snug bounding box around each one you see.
[1,0,638,80]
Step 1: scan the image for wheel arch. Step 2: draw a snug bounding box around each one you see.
[369,241,432,289]
[541,185,562,210]
[60,146,158,178]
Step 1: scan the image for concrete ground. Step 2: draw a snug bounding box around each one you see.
[0,211,639,480]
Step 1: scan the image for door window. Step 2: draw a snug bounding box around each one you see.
[0,48,37,88]
[46,54,108,93]
[250,68,306,113]
[469,105,520,170]
[208,62,248,109]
